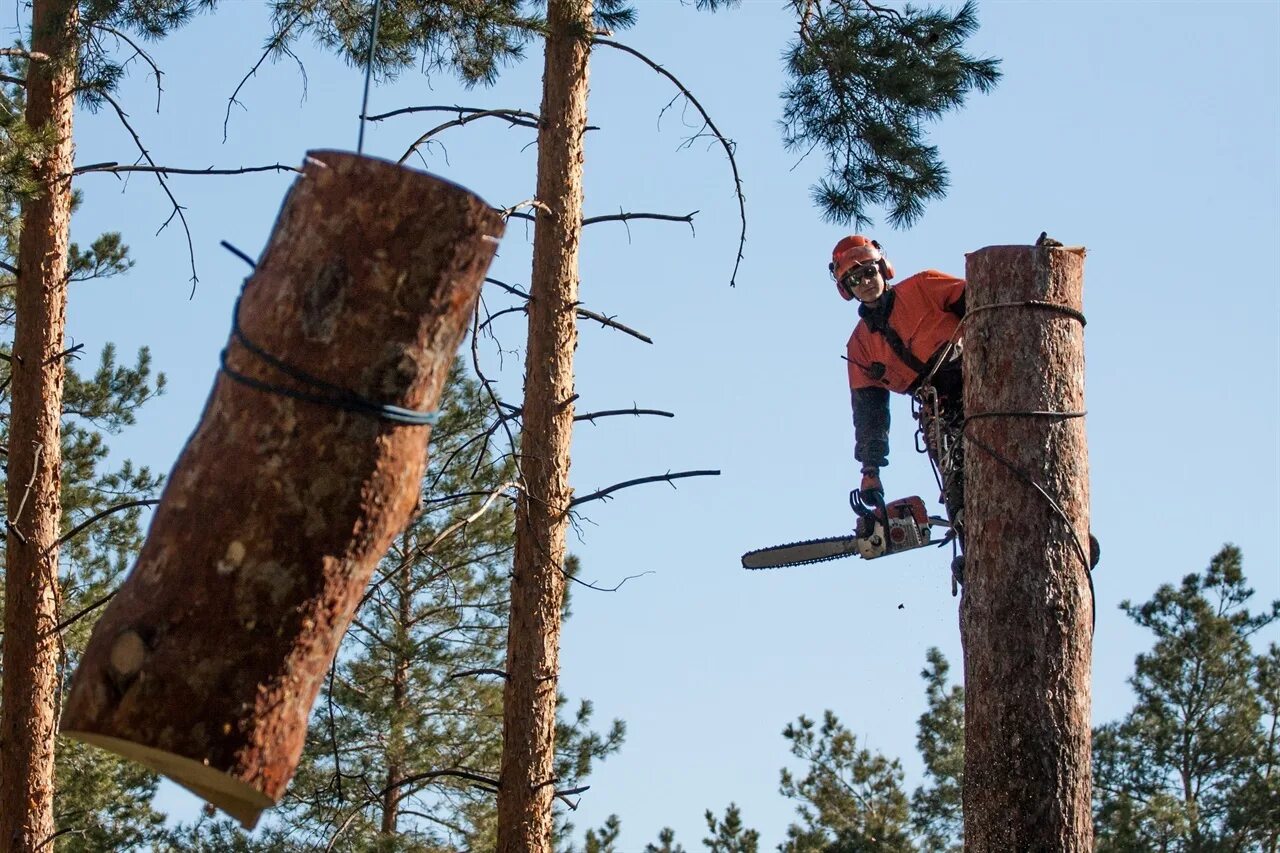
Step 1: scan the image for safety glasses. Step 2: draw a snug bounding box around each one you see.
[839,264,879,295]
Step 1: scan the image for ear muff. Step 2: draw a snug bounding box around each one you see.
[871,240,895,281]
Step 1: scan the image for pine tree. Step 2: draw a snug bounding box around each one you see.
[1,186,169,847]
[910,648,964,852]
[164,365,622,851]
[1,1,205,843]
[778,710,913,852]
[644,826,686,853]
[702,804,759,853]
[1092,545,1280,851]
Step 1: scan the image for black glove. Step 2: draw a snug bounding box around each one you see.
[860,467,884,505]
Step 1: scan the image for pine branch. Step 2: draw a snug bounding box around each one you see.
[0,48,48,59]
[593,37,747,287]
[569,469,720,507]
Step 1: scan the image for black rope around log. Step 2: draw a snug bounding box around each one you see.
[217,241,438,426]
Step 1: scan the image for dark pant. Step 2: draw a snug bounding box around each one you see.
[914,361,965,543]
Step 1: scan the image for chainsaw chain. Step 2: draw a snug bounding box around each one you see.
[740,536,859,570]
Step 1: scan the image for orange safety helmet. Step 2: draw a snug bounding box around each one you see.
[830,235,895,300]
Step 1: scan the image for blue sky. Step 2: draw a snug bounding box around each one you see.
[9,0,1278,848]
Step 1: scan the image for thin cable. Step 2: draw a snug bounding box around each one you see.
[356,0,384,155]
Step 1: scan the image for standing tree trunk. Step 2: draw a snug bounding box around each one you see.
[496,0,592,848]
[959,243,1093,851]
[380,554,412,836]
[1,0,78,848]
[60,151,503,829]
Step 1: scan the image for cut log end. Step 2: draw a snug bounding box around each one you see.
[62,730,274,829]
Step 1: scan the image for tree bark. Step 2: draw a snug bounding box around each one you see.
[380,555,412,836]
[960,244,1093,851]
[1,0,78,848]
[60,151,503,829]
[496,0,592,849]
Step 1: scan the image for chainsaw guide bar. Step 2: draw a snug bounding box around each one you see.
[740,535,862,570]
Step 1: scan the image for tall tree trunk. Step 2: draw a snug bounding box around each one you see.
[959,244,1092,851]
[61,152,502,829]
[1,0,78,848]
[381,555,412,836]
[496,0,591,848]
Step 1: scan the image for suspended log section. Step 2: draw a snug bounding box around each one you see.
[61,150,503,828]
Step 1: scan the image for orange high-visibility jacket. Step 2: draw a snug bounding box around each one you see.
[847,270,965,394]
[847,270,965,470]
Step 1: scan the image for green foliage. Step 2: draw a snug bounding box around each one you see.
[780,0,1000,227]
[644,826,687,853]
[910,647,963,852]
[703,803,759,852]
[778,710,913,852]
[77,0,215,107]
[579,813,622,853]
[266,0,541,89]
[1093,545,1280,852]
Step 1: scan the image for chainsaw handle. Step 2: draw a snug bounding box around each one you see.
[849,488,886,521]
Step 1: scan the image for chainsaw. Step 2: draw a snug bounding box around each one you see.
[740,489,952,570]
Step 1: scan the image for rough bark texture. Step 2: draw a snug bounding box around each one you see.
[60,151,503,829]
[496,1,591,849]
[960,244,1093,851]
[0,0,77,849]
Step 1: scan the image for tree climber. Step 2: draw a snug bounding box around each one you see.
[833,235,968,555]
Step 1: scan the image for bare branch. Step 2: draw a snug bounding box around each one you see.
[569,469,720,507]
[72,161,300,178]
[368,104,542,127]
[470,300,521,475]
[7,442,43,544]
[398,108,545,165]
[90,23,163,112]
[0,260,16,275]
[477,304,526,334]
[225,8,308,142]
[582,209,697,231]
[448,667,508,680]
[98,91,198,292]
[0,48,48,59]
[0,74,24,86]
[575,407,674,423]
[51,591,115,635]
[43,343,83,367]
[565,570,655,593]
[49,498,158,554]
[499,198,551,220]
[359,480,517,609]
[594,37,747,287]
[485,276,653,344]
